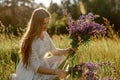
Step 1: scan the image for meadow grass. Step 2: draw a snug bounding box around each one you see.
[0,34,120,80]
[0,35,20,80]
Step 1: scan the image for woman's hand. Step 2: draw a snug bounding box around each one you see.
[55,69,68,78]
[66,47,77,54]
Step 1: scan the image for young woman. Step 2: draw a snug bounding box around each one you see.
[10,8,75,80]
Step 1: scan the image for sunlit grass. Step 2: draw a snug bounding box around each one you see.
[52,35,120,79]
[0,35,20,80]
[0,34,120,80]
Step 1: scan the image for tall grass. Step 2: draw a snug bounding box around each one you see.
[0,35,20,80]
[0,34,120,80]
[52,35,120,79]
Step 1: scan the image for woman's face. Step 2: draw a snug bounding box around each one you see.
[41,17,50,31]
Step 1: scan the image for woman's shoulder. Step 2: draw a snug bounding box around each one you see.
[32,37,39,46]
[44,31,48,35]
[43,31,50,38]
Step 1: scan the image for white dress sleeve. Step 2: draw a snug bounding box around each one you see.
[45,32,57,50]
[29,39,41,72]
[45,32,66,55]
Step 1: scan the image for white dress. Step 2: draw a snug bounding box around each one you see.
[10,31,65,80]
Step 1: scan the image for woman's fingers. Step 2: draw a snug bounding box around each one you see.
[71,48,77,52]
[66,47,78,54]
[69,48,77,52]
[55,70,68,78]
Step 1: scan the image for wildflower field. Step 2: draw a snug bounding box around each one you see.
[0,34,120,80]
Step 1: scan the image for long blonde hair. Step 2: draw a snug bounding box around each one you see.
[20,8,50,68]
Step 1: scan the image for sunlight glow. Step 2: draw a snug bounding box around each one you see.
[34,0,61,7]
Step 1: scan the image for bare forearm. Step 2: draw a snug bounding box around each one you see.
[37,66,68,78]
[37,66,56,75]
[51,48,69,56]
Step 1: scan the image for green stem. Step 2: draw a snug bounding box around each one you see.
[58,54,71,69]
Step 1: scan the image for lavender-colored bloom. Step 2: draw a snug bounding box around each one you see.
[85,13,100,21]
[67,13,106,43]
[85,62,97,71]
[101,77,116,80]
[68,62,116,80]
[85,71,99,80]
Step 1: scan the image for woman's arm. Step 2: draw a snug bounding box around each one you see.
[37,66,68,78]
[30,39,68,78]
[50,48,70,56]
[45,31,76,56]
[37,66,56,75]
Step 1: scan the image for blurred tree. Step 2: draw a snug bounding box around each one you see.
[80,0,120,34]
[48,0,83,35]
[47,0,70,35]
[61,0,81,20]
[0,0,36,36]
[38,3,46,8]
[48,0,63,19]
[47,12,68,35]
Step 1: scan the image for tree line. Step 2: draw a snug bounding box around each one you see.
[0,0,120,36]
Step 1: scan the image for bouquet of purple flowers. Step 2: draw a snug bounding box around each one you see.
[68,62,116,80]
[66,12,106,65]
[64,13,107,78]
[67,13,106,48]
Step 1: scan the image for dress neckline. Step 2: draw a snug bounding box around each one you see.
[38,31,46,41]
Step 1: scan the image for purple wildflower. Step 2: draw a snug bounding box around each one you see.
[67,12,106,44]
[68,62,116,80]
[85,62,98,71]
[85,13,100,21]
[101,77,116,80]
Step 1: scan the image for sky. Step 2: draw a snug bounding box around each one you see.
[34,0,61,7]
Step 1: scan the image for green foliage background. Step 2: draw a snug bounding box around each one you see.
[0,0,120,36]
[0,35,120,80]
[0,0,120,80]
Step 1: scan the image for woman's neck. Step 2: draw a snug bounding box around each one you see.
[39,32,44,40]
